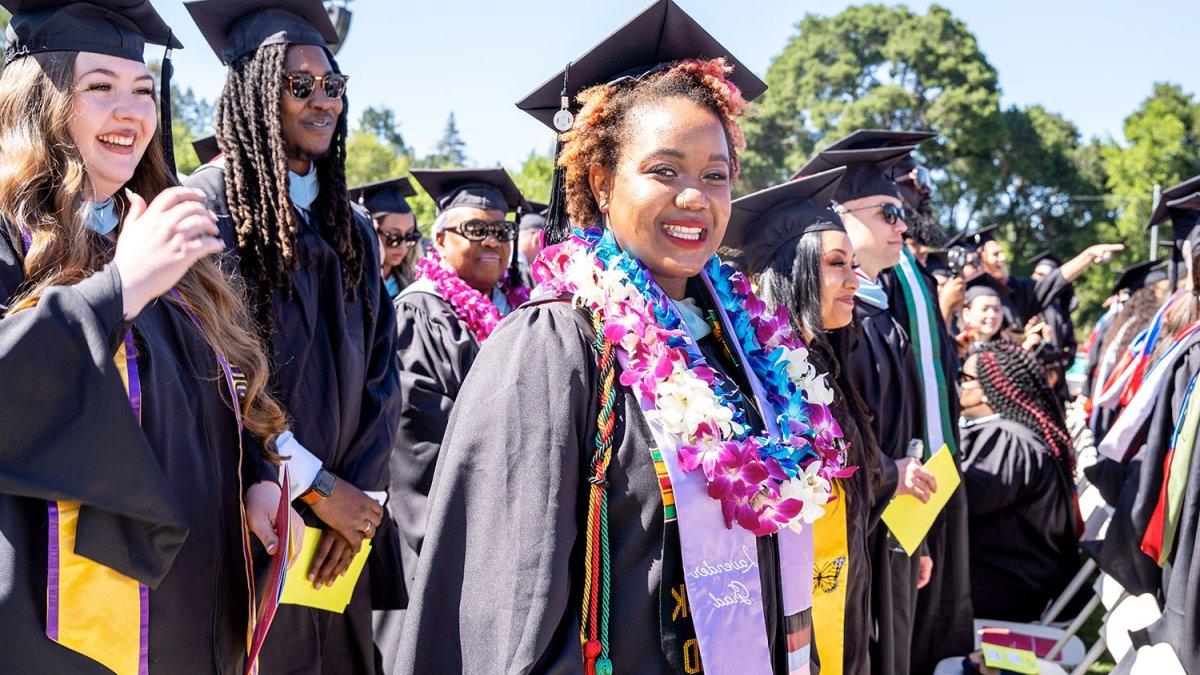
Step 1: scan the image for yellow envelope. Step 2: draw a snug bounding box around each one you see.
[981,645,1039,675]
[881,445,961,556]
[280,527,372,613]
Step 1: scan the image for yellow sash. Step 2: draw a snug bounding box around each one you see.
[811,481,850,675]
[46,338,147,675]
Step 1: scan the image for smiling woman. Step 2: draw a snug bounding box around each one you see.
[0,0,297,672]
[395,2,849,674]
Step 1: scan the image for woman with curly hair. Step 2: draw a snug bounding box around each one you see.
[0,0,301,671]
[959,341,1079,621]
[397,3,848,673]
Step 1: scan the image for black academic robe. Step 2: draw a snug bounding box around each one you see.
[373,288,482,671]
[844,297,919,675]
[1003,270,1070,330]
[881,268,975,673]
[396,295,795,673]
[0,227,269,673]
[961,416,1078,622]
[186,165,403,674]
[1084,340,1200,598]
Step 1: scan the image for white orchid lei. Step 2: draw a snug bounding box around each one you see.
[533,228,855,536]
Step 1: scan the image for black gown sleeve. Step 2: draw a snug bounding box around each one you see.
[962,423,1039,517]
[334,216,401,492]
[389,292,477,558]
[0,232,187,587]
[397,300,595,674]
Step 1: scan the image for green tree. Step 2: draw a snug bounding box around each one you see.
[358,106,409,155]
[426,112,468,168]
[741,2,1005,228]
[512,148,555,204]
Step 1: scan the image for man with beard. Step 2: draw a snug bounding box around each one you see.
[184,1,402,672]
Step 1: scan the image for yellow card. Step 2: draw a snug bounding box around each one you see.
[881,445,961,556]
[280,526,372,613]
[981,644,1039,674]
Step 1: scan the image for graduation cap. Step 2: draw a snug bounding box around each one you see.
[1113,260,1167,295]
[1162,191,1200,245]
[1026,249,1061,270]
[520,201,548,231]
[721,167,846,273]
[191,134,220,164]
[964,272,1010,305]
[945,224,998,252]
[2,0,184,168]
[3,0,181,62]
[348,177,416,217]
[792,144,917,203]
[409,168,524,218]
[516,0,767,132]
[185,0,339,66]
[1146,174,1200,230]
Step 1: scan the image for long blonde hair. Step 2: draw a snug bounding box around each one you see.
[0,52,287,458]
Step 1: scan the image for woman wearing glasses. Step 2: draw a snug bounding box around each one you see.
[378,168,530,668]
[349,177,424,299]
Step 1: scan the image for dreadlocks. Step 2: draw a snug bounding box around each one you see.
[972,340,1075,482]
[215,42,365,328]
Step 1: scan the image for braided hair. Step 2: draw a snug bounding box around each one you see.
[972,340,1075,481]
[215,43,365,330]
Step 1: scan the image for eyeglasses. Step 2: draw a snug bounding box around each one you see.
[380,230,422,248]
[285,72,349,100]
[958,371,978,386]
[837,202,906,225]
[446,219,518,242]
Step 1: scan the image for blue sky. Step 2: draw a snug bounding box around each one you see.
[155,0,1200,170]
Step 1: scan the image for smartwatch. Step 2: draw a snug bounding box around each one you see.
[300,468,337,506]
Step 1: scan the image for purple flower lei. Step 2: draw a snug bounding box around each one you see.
[532,229,854,536]
[416,249,530,343]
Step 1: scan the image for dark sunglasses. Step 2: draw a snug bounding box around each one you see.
[446,219,517,243]
[839,202,906,225]
[381,230,422,248]
[958,370,978,385]
[285,72,349,100]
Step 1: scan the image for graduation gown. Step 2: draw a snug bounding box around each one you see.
[373,284,482,671]
[843,296,919,675]
[0,227,268,673]
[881,268,975,672]
[186,165,403,674]
[396,295,795,673]
[1003,269,1071,330]
[961,416,1078,622]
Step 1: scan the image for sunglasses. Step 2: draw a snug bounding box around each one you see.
[838,202,906,225]
[380,230,422,248]
[446,219,518,243]
[958,370,978,385]
[285,72,349,100]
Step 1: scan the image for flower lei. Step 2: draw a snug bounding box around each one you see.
[532,228,854,536]
[415,249,530,342]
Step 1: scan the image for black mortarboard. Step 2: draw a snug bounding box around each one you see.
[516,0,766,132]
[964,272,1010,305]
[2,0,184,169]
[348,177,416,217]
[1113,261,1166,295]
[721,167,846,273]
[793,145,916,203]
[520,201,548,231]
[1026,249,1061,269]
[191,134,220,164]
[945,224,998,252]
[825,129,937,153]
[410,168,524,217]
[3,0,181,62]
[1147,174,1200,230]
[1163,191,1200,246]
[185,0,339,66]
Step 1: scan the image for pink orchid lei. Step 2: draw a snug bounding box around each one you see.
[532,228,854,537]
[415,249,530,343]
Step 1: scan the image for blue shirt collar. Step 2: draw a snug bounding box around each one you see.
[289,166,320,212]
[85,197,119,236]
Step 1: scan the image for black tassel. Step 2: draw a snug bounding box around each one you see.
[544,138,570,245]
[509,202,524,287]
[160,44,176,174]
